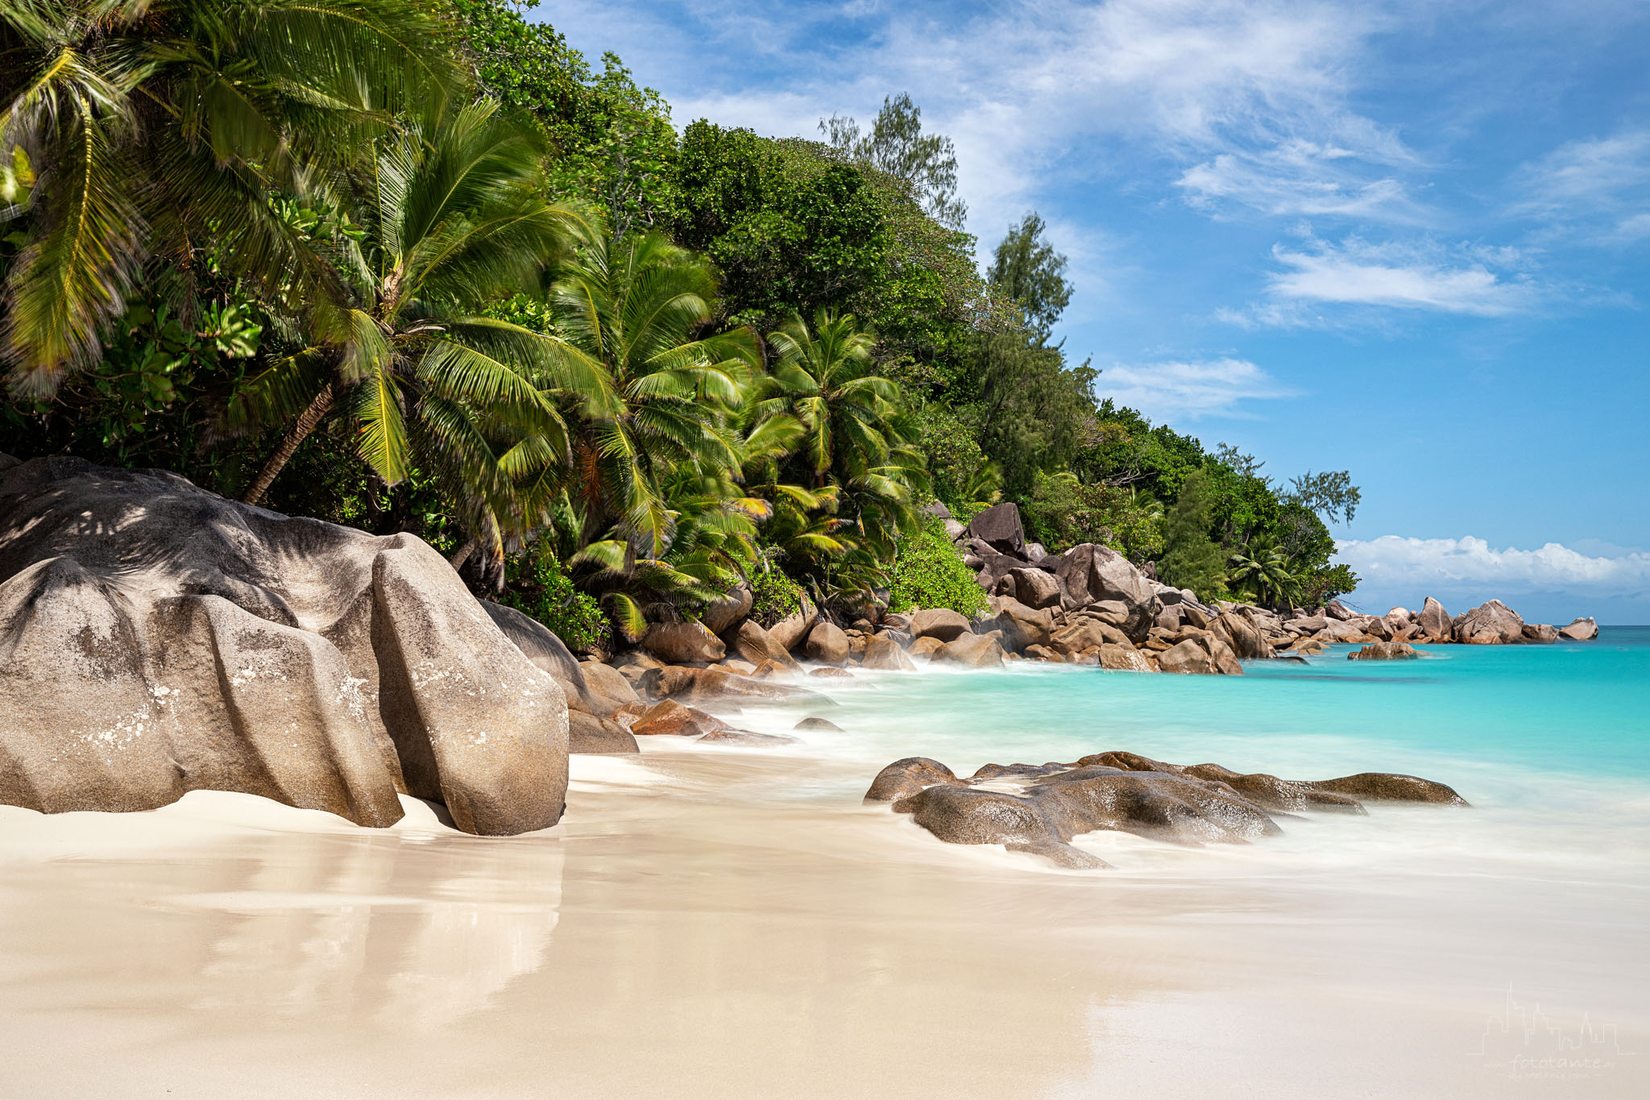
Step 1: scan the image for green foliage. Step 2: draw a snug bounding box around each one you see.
[672,124,888,329]
[821,93,966,229]
[1158,470,1228,599]
[447,0,679,235]
[987,212,1072,346]
[1228,542,1299,610]
[500,544,609,654]
[888,517,987,617]
[0,0,460,396]
[1022,472,1164,560]
[748,565,803,627]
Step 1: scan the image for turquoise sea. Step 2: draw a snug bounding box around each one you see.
[792,627,1650,795]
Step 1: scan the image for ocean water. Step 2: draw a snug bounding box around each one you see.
[779,628,1650,788]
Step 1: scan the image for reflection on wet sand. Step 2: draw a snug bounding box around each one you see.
[2,751,1648,1098]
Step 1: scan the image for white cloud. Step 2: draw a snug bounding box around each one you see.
[1337,535,1650,595]
[1095,358,1295,421]
[553,0,1423,261]
[1512,128,1650,246]
[1232,235,1540,319]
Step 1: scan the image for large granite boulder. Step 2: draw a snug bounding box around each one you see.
[766,595,819,653]
[1349,641,1418,660]
[909,608,972,642]
[932,632,1006,668]
[1008,566,1062,610]
[1054,544,1160,640]
[701,585,753,636]
[803,620,850,664]
[577,659,642,716]
[1418,596,1452,642]
[482,600,588,704]
[729,619,797,667]
[1559,617,1599,641]
[860,634,917,671]
[0,457,567,836]
[640,620,726,664]
[964,502,1026,555]
[1453,599,1524,645]
[980,596,1056,653]
[568,712,639,754]
[1210,611,1272,660]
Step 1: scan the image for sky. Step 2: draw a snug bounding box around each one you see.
[532,0,1650,623]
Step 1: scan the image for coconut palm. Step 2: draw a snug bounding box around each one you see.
[758,310,928,579]
[231,100,592,566]
[545,223,760,559]
[0,0,458,396]
[1229,542,1299,609]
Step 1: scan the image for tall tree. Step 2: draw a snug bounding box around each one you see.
[819,93,966,230]
[544,221,759,558]
[0,0,459,396]
[234,101,588,568]
[986,212,1072,346]
[1158,469,1228,599]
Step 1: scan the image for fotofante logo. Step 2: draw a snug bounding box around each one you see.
[1470,985,1639,1082]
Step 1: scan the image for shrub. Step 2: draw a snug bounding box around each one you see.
[748,565,803,626]
[888,516,987,616]
[500,545,609,654]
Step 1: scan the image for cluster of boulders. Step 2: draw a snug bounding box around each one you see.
[594,501,1600,698]
[865,750,1468,868]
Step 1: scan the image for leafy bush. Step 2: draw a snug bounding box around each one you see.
[888,517,987,616]
[501,545,609,654]
[748,565,803,626]
[1022,472,1164,560]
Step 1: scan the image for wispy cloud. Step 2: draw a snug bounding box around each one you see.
[556,0,1418,250]
[1221,235,1541,325]
[1338,535,1650,597]
[1512,128,1650,246]
[1095,358,1296,421]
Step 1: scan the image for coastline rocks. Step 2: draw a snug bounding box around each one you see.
[640,620,726,664]
[1054,544,1159,640]
[868,750,1468,867]
[803,620,850,664]
[627,699,726,737]
[568,711,639,754]
[1008,567,1063,610]
[1559,617,1599,641]
[1453,599,1524,645]
[576,658,642,717]
[766,595,819,653]
[0,457,568,836]
[1418,596,1452,643]
[701,585,754,636]
[730,620,797,667]
[910,608,972,643]
[932,632,1006,668]
[860,633,917,671]
[1349,641,1419,661]
[964,502,1026,555]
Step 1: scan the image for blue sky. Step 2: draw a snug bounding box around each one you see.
[535,0,1650,623]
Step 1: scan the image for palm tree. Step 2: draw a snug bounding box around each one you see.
[545,223,760,559]
[758,310,928,584]
[232,100,592,567]
[0,0,457,396]
[1229,542,1299,609]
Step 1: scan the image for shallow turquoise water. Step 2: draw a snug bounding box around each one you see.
[779,627,1650,799]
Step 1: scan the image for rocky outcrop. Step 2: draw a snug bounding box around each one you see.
[1559,617,1599,641]
[909,608,972,643]
[640,620,726,664]
[0,457,568,836]
[803,620,850,664]
[1418,596,1452,643]
[964,502,1026,555]
[866,750,1466,867]
[1054,544,1160,640]
[1349,641,1418,660]
[1453,599,1525,645]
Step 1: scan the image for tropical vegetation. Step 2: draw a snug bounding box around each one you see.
[1,0,1361,657]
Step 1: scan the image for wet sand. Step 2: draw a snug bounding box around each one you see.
[2,732,1647,1098]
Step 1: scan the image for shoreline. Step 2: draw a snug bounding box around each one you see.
[4,666,1647,1098]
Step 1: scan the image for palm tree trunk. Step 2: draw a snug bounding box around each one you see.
[449,537,478,572]
[241,383,336,506]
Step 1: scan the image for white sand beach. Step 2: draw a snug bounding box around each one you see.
[3,721,1646,1099]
